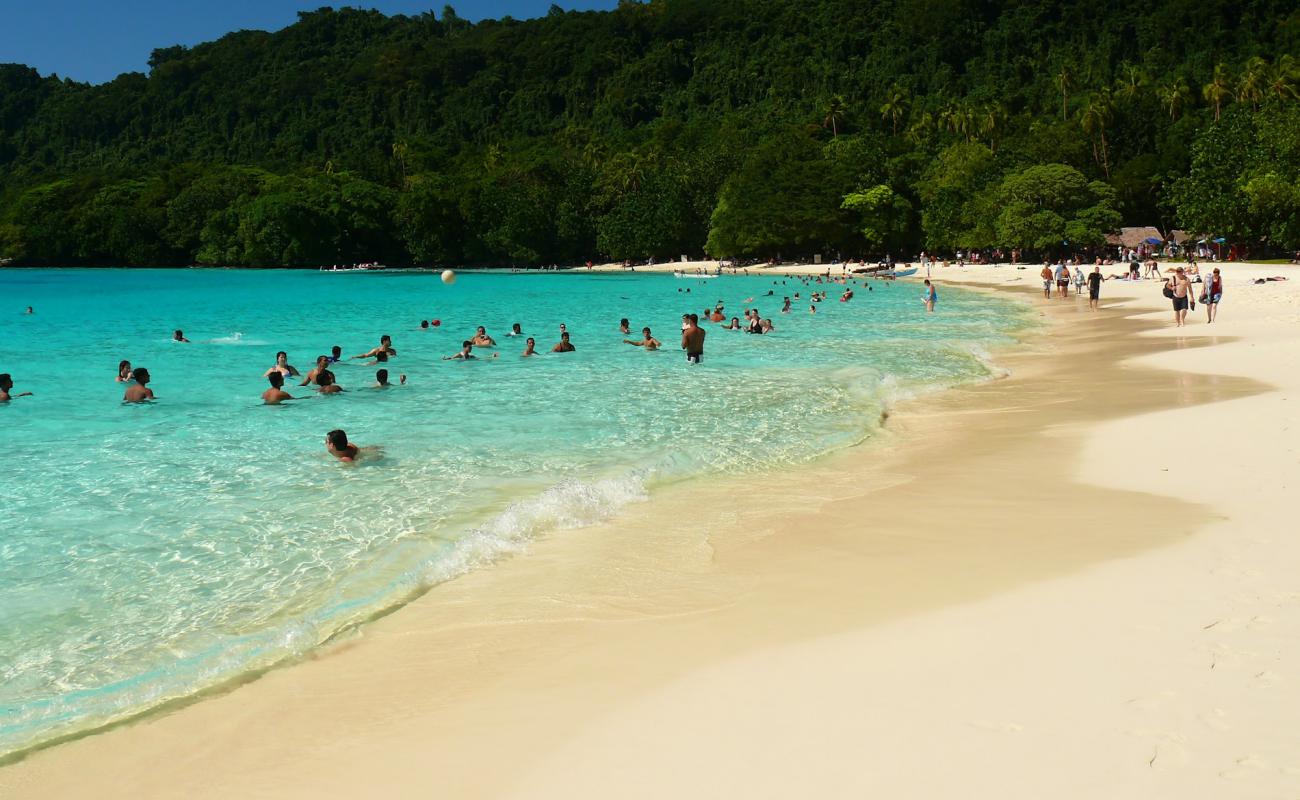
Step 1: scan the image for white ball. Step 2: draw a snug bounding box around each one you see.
[441,269,457,285]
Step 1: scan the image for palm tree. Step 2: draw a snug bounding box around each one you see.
[978,102,1006,152]
[1267,55,1298,102]
[1055,67,1073,120]
[391,141,409,182]
[905,111,933,146]
[879,85,911,136]
[822,94,847,137]
[1202,63,1232,122]
[1237,57,1268,111]
[1115,63,1147,105]
[1159,78,1192,120]
[1078,90,1114,178]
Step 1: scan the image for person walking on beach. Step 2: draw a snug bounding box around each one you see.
[1073,265,1086,295]
[1087,266,1104,311]
[1202,267,1224,323]
[681,314,706,363]
[262,372,295,404]
[1054,262,1070,299]
[0,373,33,401]
[1168,267,1194,327]
[1040,264,1053,298]
[922,280,937,313]
[123,368,155,402]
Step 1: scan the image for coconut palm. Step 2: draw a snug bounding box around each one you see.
[1159,78,1192,120]
[879,85,911,136]
[1055,67,1073,120]
[391,141,409,182]
[1266,55,1298,103]
[1202,63,1233,122]
[1115,63,1147,105]
[905,111,933,146]
[1237,56,1268,111]
[1078,90,1114,177]
[978,102,1006,152]
[822,94,847,137]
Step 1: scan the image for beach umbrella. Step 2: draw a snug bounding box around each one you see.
[1213,237,1226,243]
[1143,236,1162,245]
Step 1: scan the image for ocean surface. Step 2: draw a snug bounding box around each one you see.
[0,268,1032,755]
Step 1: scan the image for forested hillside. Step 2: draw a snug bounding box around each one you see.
[1,0,1298,266]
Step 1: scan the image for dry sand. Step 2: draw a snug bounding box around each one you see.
[3,260,1298,798]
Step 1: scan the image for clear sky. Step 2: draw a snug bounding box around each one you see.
[0,0,619,84]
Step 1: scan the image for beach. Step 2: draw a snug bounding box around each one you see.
[3,261,1299,798]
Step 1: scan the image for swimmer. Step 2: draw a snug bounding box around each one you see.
[363,349,390,366]
[760,318,774,333]
[374,368,406,387]
[624,327,661,350]
[263,351,300,378]
[781,297,791,313]
[0,373,33,401]
[508,323,523,337]
[444,341,477,360]
[262,372,295,404]
[24,306,33,315]
[619,318,631,335]
[116,360,133,383]
[325,429,360,462]
[522,337,538,357]
[810,304,817,314]
[172,330,190,343]
[327,346,343,364]
[317,370,343,394]
[301,355,331,386]
[420,320,429,330]
[552,331,576,353]
[471,326,496,347]
[352,335,395,360]
[709,307,725,323]
[681,314,705,364]
[123,368,155,402]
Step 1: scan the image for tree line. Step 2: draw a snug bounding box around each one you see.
[0,0,1297,267]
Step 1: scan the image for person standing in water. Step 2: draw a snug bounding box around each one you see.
[301,356,331,386]
[374,369,405,387]
[619,318,631,335]
[522,337,539,357]
[0,373,33,401]
[471,327,496,347]
[173,330,190,343]
[624,327,661,350]
[922,280,937,313]
[325,429,360,462]
[508,323,523,337]
[123,368,155,402]
[552,332,576,353]
[444,341,478,360]
[262,372,295,404]
[116,360,133,383]
[263,351,300,379]
[681,314,706,364]
[316,370,343,394]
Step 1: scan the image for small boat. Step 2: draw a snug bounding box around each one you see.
[890,267,918,278]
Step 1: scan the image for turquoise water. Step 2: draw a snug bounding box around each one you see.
[0,268,1031,755]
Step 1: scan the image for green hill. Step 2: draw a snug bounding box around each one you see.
[1,0,1297,266]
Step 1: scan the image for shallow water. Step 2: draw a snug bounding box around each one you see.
[0,268,1031,755]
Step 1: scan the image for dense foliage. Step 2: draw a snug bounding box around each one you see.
[1,0,1298,266]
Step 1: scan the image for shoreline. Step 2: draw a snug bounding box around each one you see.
[4,266,1299,797]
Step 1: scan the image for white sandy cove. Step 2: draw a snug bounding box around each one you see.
[3,260,1299,799]
[548,260,1300,798]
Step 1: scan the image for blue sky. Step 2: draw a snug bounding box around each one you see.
[0,0,619,84]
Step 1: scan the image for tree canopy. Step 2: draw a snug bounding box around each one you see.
[1,0,1298,266]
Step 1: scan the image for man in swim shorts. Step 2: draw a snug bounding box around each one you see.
[1087,266,1104,311]
[301,355,331,386]
[1040,265,1053,298]
[1171,267,1193,327]
[551,332,576,353]
[681,314,706,363]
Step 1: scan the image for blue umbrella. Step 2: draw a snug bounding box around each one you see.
[1143,236,1163,245]
[1213,237,1227,243]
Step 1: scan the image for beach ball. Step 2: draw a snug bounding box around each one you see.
[441,269,456,285]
